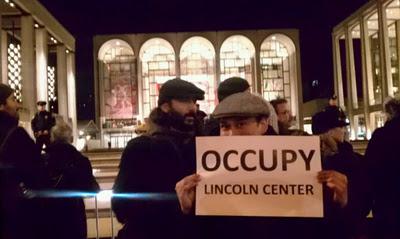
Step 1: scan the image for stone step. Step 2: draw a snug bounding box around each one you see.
[87,216,122,238]
[91,159,120,165]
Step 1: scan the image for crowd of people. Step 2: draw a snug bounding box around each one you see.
[0,83,98,239]
[1,77,400,239]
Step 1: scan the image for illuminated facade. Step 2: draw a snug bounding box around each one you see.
[333,0,400,140]
[0,0,77,139]
[94,30,303,147]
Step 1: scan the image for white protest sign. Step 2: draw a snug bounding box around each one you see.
[195,136,323,217]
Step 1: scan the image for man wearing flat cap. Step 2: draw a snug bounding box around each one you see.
[31,100,55,150]
[204,77,279,136]
[112,78,205,239]
[0,84,44,239]
[175,94,363,239]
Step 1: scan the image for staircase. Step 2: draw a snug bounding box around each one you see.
[83,149,122,238]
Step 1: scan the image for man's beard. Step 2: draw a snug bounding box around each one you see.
[167,109,199,132]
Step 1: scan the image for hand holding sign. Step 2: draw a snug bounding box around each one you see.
[175,174,201,214]
[317,170,348,207]
[196,136,324,217]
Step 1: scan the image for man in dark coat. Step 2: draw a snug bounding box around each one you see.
[312,106,370,238]
[364,96,400,239]
[112,78,205,239]
[176,94,362,239]
[42,121,99,239]
[0,84,44,239]
[31,101,55,150]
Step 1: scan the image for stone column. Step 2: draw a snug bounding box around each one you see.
[254,43,262,94]
[21,15,36,122]
[35,28,48,103]
[175,52,180,78]
[346,27,359,109]
[378,3,392,98]
[67,51,77,144]
[1,28,7,85]
[345,27,356,139]
[57,45,68,120]
[361,17,372,138]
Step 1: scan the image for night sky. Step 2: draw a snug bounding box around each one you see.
[38,0,369,120]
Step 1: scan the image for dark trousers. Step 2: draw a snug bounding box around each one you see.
[35,135,50,150]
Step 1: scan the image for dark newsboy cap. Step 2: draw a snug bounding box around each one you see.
[212,92,270,119]
[312,106,349,134]
[217,77,250,102]
[157,78,205,106]
[37,101,47,106]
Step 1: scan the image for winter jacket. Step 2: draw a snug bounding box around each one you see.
[41,141,100,239]
[365,116,400,239]
[0,111,44,239]
[112,108,197,239]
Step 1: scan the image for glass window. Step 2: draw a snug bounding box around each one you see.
[260,36,290,106]
[7,35,22,102]
[140,38,176,117]
[351,24,364,108]
[386,0,400,97]
[354,114,366,140]
[370,111,385,132]
[98,39,137,120]
[220,35,255,87]
[367,12,383,105]
[180,37,216,114]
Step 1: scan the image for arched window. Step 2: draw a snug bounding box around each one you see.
[180,37,216,113]
[98,39,137,120]
[260,34,296,111]
[220,35,255,88]
[139,38,175,117]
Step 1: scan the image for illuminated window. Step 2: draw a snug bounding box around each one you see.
[386,0,400,97]
[260,34,297,114]
[140,38,176,117]
[47,66,56,102]
[220,35,255,87]
[7,42,22,102]
[180,37,216,113]
[367,12,382,105]
[260,37,290,103]
[98,39,137,120]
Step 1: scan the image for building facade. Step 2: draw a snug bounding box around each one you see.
[94,30,303,148]
[0,0,77,139]
[333,0,400,140]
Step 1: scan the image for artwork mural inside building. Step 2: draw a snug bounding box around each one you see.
[105,61,137,119]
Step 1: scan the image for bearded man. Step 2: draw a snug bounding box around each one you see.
[112,78,205,239]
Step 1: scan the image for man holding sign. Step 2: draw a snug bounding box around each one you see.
[176,92,352,239]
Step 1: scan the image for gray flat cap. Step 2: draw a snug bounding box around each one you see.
[212,92,270,119]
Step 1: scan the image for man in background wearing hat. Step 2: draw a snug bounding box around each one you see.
[364,96,400,239]
[204,77,279,136]
[175,93,356,239]
[0,84,44,239]
[112,78,205,239]
[312,106,369,238]
[31,101,55,150]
